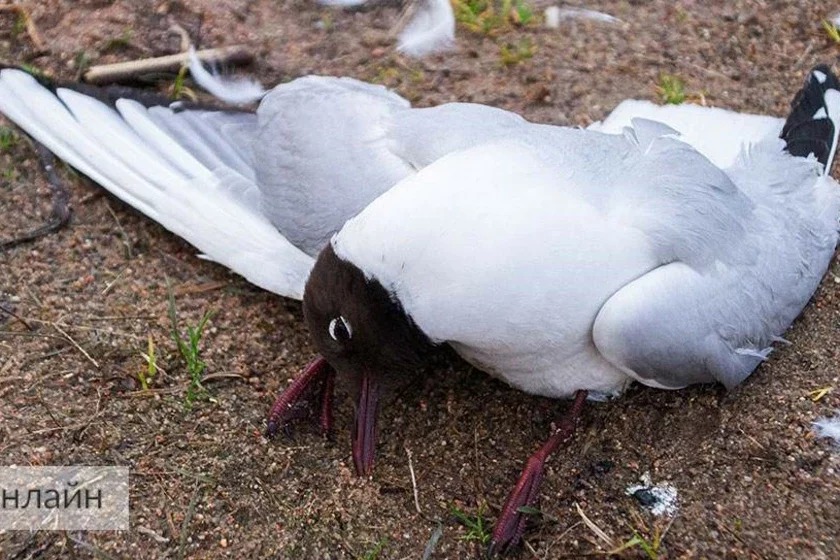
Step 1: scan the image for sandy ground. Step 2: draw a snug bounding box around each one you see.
[1,0,840,558]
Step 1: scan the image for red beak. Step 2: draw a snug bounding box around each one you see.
[352,371,379,476]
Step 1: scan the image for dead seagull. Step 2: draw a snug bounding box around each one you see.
[0,64,838,554]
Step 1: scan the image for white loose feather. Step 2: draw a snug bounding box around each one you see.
[187,47,265,105]
[397,0,455,57]
[814,412,840,446]
[544,6,622,29]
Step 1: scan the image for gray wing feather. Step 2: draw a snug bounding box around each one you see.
[593,136,838,389]
[253,77,415,256]
[251,79,533,256]
[146,107,257,179]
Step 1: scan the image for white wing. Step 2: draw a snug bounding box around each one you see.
[0,69,313,299]
[589,99,784,169]
[0,70,538,300]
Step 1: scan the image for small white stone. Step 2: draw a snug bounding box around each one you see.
[544,6,561,29]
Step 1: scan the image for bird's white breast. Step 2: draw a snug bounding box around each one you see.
[335,139,661,397]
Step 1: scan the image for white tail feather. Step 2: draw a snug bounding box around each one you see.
[187,47,265,105]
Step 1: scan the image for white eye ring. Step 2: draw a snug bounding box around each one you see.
[328,316,352,342]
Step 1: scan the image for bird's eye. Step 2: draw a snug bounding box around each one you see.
[328,316,352,342]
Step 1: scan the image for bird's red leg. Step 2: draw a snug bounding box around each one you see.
[488,390,588,555]
[265,356,336,437]
[318,368,336,437]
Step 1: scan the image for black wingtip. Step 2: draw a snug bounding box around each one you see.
[0,62,252,113]
[781,64,840,168]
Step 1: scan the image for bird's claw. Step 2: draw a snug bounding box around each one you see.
[265,356,335,438]
[488,454,546,555]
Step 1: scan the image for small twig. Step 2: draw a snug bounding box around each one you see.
[73,388,105,442]
[0,304,33,330]
[405,446,422,514]
[793,40,815,71]
[683,61,731,82]
[83,45,254,85]
[178,484,204,560]
[715,519,766,560]
[391,0,419,38]
[658,513,677,544]
[737,427,766,451]
[173,281,228,296]
[24,318,143,341]
[199,372,244,383]
[66,532,118,560]
[0,331,66,342]
[136,526,170,544]
[421,523,444,560]
[1,143,72,251]
[543,521,583,556]
[36,389,63,429]
[574,502,614,549]
[52,323,100,369]
[20,346,72,366]
[102,267,128,295]
[523,538,540,558]
[122,386,184,398]
[0,4,46,53]
[104,201,133,260]
[168,24,192,53]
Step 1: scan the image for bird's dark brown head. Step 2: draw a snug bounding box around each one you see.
[303,244,433,475]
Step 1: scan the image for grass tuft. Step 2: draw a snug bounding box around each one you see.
[170,64,197,102]
[1,167,18,183]
[359,538,387,560]
[499,37,536,66]
[18,63,45,79]
[138,334,158,391]
[166,278,214,407]
[11,11,26,39]
[610,529,663,559]
[657,73,686,104]
[74,51,92,78]
[0,126,18,151]
[103,28,133,53]
[452,0,535,35]
[450,503,491,545]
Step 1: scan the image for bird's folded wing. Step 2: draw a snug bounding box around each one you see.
[591,238,834,390]
[252,80,530,256]
[589,100,784,169]
[252,76,417,257]
[0,69,313,300]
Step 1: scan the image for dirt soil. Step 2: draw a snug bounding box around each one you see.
[2,0,840,558]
